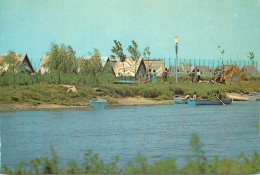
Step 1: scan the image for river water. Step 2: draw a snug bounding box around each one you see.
[0,101,259,170]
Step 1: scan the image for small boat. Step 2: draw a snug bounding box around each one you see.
[113,80,138,84]
[225,92,258,101]
[174,97,187,104]
[90,98,107,109]
[188,98,232,106]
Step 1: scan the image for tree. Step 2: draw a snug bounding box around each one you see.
[248,52,255,76]
[111,40,126,82]
[45,43,77,84]
[218,45,225,70]
[128,41,141,80]
[3,51,22,87]
[143,47,151,71]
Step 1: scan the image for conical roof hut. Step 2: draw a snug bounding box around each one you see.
[241,65,258,76]
[221,65,248,82]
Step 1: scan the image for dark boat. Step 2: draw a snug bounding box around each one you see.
[187,98,232,106]
[174,97,187,104]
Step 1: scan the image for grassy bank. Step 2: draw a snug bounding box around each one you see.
[1,134,259,174]
[0,80,260,106]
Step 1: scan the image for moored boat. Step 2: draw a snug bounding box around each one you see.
[188,98,232,106]
[225,92,258,101]
[174,97,187,104]
[90,98,107,109]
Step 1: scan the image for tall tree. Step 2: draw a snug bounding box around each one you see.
[143,47,151,70]
[111,40,126,82]
[218,45,225,70]
[46,43,77,83]
[128,40,141,80]
[3,51,22,87]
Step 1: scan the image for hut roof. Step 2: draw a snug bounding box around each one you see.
[114,57,145,77]
[36,56,50,74]
[222,65,248,82]
[144,60,165,76]
[241,65,258,76]
[0,53,34,74]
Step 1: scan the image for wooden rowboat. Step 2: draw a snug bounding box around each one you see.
[225,92,258,101]
[174,97,187,104]
[188,98,232,106]
[90,98,107,109]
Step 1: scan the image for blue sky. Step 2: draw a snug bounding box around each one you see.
[0,0,259,68]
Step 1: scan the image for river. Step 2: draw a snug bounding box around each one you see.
[0,101,259,170]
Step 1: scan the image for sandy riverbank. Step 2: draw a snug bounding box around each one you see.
[0,97,174,112]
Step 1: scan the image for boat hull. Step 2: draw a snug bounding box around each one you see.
[226,93,258,101]
[90,98,107,109]
[174,98,187,104]
[188,98,232,106]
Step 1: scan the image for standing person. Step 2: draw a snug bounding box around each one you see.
[177,69,181,82]
[216,69,221,83]
[197,69,201,82]
[187,71,191,83]
[191,70,196,83]
[162,68,168,84]
[152,70,157,83]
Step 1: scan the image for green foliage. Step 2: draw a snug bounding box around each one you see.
[46,43,77,74]
[248,52,255,61]
[111,40,126,62]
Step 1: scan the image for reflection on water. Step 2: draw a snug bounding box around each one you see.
[0,101,259,169]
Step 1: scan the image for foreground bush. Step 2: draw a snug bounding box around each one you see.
[1,134,259,174]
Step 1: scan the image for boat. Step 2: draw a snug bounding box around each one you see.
[113,80,138,84]
[174,97,187,104]
[187,98,232,106]
[90,98,107,109]
[225,92,258,101]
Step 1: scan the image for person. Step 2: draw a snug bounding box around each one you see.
[193,92,198,100]
[162,68,168,84]
[185,94,190,100]
[216,69,221,83]
[177,69,181,82]
[214,90,222,99]
[191,70,196,83]
[152,70,157,83]
[187,71,191,83]
[196,69,201,82]
[147,69,152,82]
[209,78,215,85]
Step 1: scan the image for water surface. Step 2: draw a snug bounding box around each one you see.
[0,101,259,169]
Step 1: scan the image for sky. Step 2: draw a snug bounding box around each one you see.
[0,0,260,68]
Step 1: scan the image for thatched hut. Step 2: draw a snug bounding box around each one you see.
[0,53,34,75]
[144,60,165,77]
[192,66,214,76]
[221,65,248,83]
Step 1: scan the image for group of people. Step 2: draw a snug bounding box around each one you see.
[146,68,169,84]
[184,90,222,101]
[147,69,158,83]
[187,69,202,83]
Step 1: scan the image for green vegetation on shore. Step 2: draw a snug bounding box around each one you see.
[0,77,260,106]
[1,134,259,174]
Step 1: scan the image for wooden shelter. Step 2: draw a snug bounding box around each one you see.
[241,65,258,76]
[144,60,165,77]
[113,57,146,80]
[36,56,50,74]
[0,53,34,75]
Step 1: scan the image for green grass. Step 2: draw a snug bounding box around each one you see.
[0,78,260,106]
[1,134,259,174]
